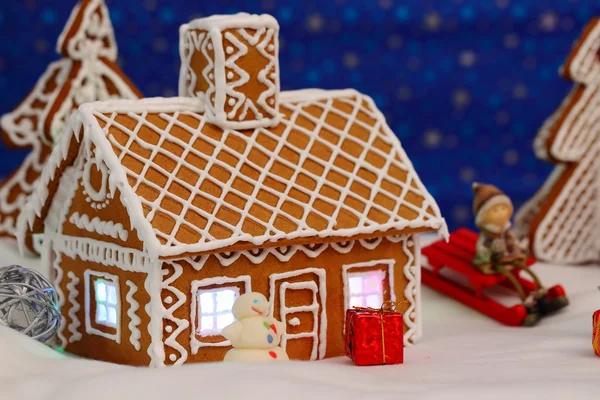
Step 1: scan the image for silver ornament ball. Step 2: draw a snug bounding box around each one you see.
[0,265,61,342]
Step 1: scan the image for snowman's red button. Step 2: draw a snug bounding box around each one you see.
[269,351,277,359]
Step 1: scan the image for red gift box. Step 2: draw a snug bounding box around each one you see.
[593,310,600,357]
[345,303,404,366]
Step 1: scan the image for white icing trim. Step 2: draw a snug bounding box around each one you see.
[69,212,129,241]
[516,21,600,264]
[125,280,142,351]
[288,317,300,326]
[47,243,67,348]
[409,234,422,343]
[160,262,190,365]
[532,143,600,263]
[564,19,600,84]
[66,271,82,343]
[179,13,281,130]
[53,235,151,272]
[189,275,251,354]
[268,268,327,360]
[186,14,279,31]
[84,270,121,343]
[329,241,355,254]
[341,258,396,319]
[145,262,164,367]
[56,0,118,62]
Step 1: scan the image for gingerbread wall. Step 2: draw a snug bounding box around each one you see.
[161,235,418,365]
[55,251,151,365]
[48,144,153,365]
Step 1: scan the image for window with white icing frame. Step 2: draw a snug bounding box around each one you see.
[84,270,121,343]
[342,259,396,315]
[347,270,387,308]
[190,276,251,354]
[94,279,119,327]
[197,287,239,336]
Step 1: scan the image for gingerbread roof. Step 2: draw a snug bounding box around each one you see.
[20,89,446,260]
[0,0,140,146]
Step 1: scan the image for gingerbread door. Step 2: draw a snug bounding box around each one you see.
[269,268,326,360]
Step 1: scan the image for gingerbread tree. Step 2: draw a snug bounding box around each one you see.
[0,0,141,240]
[515,17,600,264]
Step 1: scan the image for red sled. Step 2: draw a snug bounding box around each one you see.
[422,228,566,327]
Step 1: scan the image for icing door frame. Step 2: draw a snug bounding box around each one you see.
[269,267,327,360]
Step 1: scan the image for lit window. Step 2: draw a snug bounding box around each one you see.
[347,270,386,308]
[197,288,239,336]
[95,279,119,327]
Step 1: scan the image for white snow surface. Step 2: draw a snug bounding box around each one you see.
[0,236,599,400]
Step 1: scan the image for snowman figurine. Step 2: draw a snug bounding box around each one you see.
[221,292,289,362]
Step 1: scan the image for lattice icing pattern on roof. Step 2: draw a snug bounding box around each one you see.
[91,90,444,256]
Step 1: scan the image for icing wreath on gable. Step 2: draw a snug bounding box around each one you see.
[82,149,111,210]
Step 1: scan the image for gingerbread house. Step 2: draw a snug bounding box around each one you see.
[18,13,446,366]
[515,18,600,264]
[0,0,141,244]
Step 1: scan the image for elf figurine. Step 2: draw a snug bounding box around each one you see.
[472,183,568,326]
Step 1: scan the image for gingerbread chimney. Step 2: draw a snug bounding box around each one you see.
[179,13,280,130]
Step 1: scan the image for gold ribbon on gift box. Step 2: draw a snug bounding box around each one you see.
[352,301,407,363]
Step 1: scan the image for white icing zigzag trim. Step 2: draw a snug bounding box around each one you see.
[69,212,129,241]
[190,237,402,271]
[161,262,190,365]
[66,271,82,343]
[402,236,419,344]
[125,280,142,351]
[48,245,67,348]
[179,13,280,130]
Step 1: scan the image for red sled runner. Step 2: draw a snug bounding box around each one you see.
[422,228,566,326]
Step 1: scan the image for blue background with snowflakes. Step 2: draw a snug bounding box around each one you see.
[0,0,599,230]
